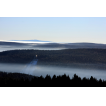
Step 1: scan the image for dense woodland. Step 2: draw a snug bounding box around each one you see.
[1,49,106,65]
[1,49,106,86]
[0,72,106,101]
[0,72,106,90]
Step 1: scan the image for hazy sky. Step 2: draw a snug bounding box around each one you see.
[0,17,106,43]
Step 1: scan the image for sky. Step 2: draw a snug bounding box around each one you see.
[0,17,106,44]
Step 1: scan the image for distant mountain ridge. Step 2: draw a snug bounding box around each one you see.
[10,39,51,43]
[0,40,106,49]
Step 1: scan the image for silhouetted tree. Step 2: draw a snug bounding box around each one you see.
[52,75,56,79]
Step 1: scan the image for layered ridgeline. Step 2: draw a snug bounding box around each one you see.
[1,49,106,69]
[1,40,106,50]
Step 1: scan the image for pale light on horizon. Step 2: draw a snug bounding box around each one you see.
[0,17,106,44]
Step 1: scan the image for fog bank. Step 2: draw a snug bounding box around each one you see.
[0,63,106,80]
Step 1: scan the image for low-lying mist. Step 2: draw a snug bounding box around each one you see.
[1,63,106,80]
[1,41,106,52]
[0,46,66,52]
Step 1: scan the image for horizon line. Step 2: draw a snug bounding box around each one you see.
[0,39,106,45]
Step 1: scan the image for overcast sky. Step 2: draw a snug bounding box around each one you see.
[0,17,106,43]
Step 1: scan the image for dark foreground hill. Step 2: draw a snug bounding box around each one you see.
[0,72,106,105]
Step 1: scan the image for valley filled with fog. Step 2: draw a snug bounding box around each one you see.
[1,41,106,81]
[1,61,106,80]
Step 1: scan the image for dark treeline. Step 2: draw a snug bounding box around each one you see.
[0,72,106,90]
[1,49,106,65]
[0,72,106,105]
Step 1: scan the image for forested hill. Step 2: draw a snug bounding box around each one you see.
[0,49,106,65]
[0,72,106,105]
